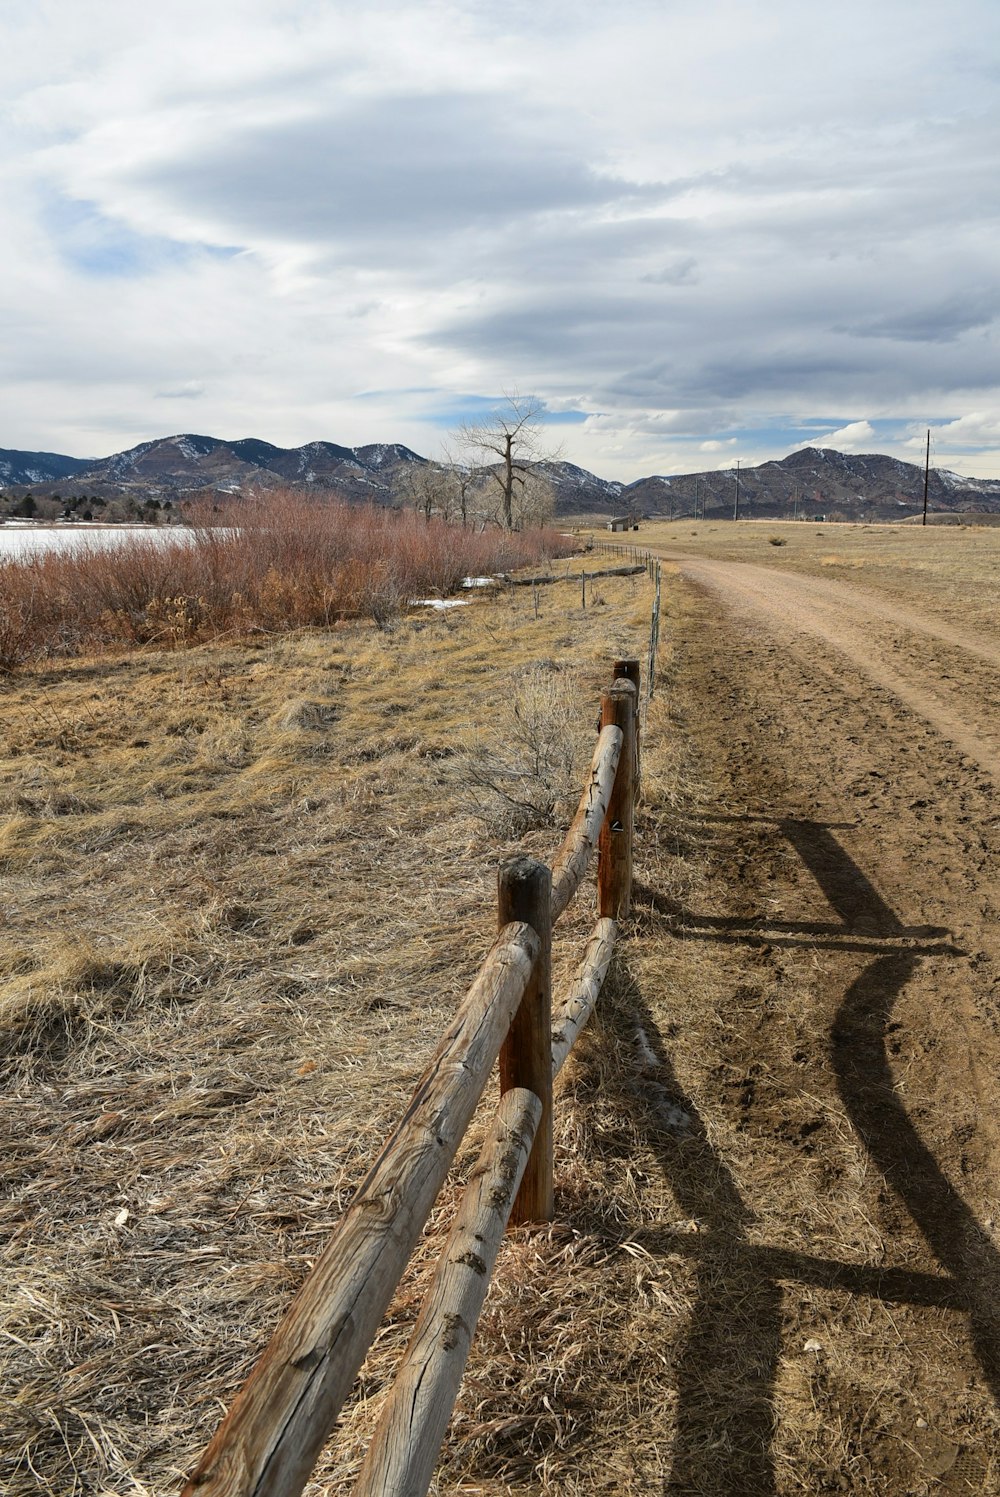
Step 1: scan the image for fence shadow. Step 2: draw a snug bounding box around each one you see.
[601,969,781,1495]
[619,814,998,1490]
[783,818,1000,1399]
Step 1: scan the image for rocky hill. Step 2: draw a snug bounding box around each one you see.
[534,459,624,514]
[623,447,1000,521]
[1,434,998,521]
[56,434,426,504]
[0,447,94,486]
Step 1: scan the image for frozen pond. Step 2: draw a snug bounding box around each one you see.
[0,525,189,560]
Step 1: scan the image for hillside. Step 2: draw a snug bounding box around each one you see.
[1,434,999,521]
[624,447,1000,521]
[0,435,426,511]
[0,447,93,486]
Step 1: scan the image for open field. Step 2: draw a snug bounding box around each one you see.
[2,570,667,1494]
[636,516,1000,632]
[5,524,1000,1494]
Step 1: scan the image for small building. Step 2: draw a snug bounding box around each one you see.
[608,515,640,532]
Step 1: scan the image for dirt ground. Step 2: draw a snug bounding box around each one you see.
[625,525,1000,1492]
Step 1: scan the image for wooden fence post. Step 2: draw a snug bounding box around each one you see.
[613,657,641,798]
[598,681,636,920]
[498,856,553,1224]
[613,658,640,691]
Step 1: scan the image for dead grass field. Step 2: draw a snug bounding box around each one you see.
[6,525,1000,1496]
[1,570,674,1495]
[635,516,1000,632]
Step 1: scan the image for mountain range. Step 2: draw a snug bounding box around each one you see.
[2,433,999,521]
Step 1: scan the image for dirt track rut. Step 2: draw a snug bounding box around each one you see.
[671,555,1000,781]
[639,552,1000,1492]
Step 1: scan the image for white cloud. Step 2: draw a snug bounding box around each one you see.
[932,412,1000,446]
[1,0,999,481]
[812,420,877,453]
[156,381,207,400]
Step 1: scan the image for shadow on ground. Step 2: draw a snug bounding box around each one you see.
[594,815,1000,1493]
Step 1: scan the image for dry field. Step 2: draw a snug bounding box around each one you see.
[1,569,666,1495]
[638,515,1000,631]
[4,523,1000,1495]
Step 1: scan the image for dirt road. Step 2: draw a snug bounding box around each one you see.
[632,551,1000,1492]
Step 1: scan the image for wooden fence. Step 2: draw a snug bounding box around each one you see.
[182,658,645,1497]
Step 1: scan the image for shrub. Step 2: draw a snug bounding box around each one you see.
[0,490,574,669]
[465,662,585,835]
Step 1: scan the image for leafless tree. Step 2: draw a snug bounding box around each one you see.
[395,460,456,523]
[439,442,483,529]
[458,392,558,530]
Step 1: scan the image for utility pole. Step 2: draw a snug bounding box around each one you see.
[695,475,700,520]
[733,460,741,521]
[922,428,930,527]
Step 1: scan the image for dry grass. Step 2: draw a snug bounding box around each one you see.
[633,516,1000,632]
[1,568,672,1496]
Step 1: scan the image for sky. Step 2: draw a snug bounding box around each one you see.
[3,0,1000,482]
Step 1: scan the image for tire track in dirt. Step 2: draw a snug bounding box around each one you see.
[666,554,1000,782]
[631,556,1000,1492]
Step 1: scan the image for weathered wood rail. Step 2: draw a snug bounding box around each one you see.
[182,657,644,1497]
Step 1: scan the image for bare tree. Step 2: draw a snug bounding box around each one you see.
[458,392,558,530]
[439,442,483,529]
[394,460,457,523]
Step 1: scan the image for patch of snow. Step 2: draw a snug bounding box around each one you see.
[939,468,1000,492]
[410,597,472,610]
[462,576,494,588]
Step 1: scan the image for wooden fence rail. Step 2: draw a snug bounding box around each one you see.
[183,656,645,1497]
[354,1087,542,1497]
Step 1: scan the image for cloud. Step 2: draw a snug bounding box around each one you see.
[155,381,206,400]
[121,93,656,255]
[837,292,1000,344]
[931,412,1000,447]
[810,420,876,453]
[641,257,699,286]
[0,0,999,482]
